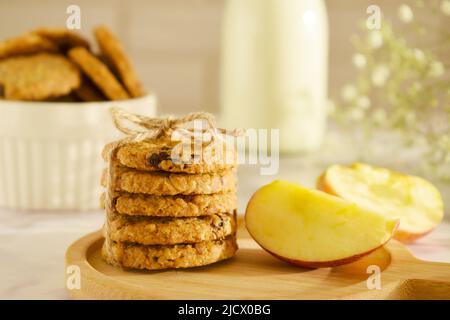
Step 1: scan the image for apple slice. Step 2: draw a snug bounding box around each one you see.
[317,163,444,243]
[245,180,398,268]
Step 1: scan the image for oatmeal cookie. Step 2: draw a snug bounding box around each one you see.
[102,236,237,270]
[102,138,237,174]
[105,212,236,245]
[32,28,90,51]
[68,46,129,100]
[0,34,58,59]
[0,53,80,100]
[74,77,106,102]
[94,25,144,97]
[101,164,237,195]
[101,191,237,217]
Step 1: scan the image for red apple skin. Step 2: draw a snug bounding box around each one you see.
[246,222,397,269]
[265,244,386,269]
[316,173,433,244]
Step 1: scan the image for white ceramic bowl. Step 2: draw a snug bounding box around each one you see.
[0,94,157,211]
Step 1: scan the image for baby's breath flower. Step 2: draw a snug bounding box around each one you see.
[429,61,445,77]
[352,53,367,69]
[441,0,450,16]
[399,4,414,23]
[341,84,357,101]
[334,16,450,181]
[371,65,390,87]
[356,96,371,110]
[413,48,425,63]
[368,31,383,49]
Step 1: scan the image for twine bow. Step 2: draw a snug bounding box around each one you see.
[110,107,243,145]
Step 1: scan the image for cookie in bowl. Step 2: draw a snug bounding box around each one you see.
[0,26,155,210]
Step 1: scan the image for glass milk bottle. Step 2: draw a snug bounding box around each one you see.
[220,0,328,153]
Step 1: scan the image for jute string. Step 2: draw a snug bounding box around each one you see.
[110,107,243,144]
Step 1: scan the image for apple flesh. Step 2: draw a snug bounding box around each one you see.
[245,180,398,268]
[317,163,444,243]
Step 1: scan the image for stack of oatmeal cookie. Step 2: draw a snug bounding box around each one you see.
[100,136,239,270]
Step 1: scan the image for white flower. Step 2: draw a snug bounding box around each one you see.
[441,0,450,16]
[398,4,414,23]
[356,96,371,110]
[368,31,383,49]
[371,65,390,87]
[413,48,425,63]
[341,84,357,101]
[352,53,367,69]
[429,61,445,77]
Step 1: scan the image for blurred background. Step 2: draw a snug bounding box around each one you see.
[0,0,448,204]
[0,0,449,210]
[0,0,445,114]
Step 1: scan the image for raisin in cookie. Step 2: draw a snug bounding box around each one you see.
[102,138,237,174]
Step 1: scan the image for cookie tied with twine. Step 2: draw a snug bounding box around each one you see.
[101,109,240,270]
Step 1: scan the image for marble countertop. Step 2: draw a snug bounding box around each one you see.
[1,132,449,299]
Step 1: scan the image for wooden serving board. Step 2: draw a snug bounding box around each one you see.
[65,224,450,299]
